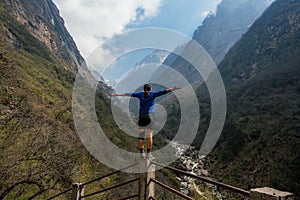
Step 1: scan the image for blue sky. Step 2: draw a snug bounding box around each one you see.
[131,0,221,36]
[52,0,222,82]
[53,0,222,58]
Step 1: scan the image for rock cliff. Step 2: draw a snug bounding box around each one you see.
[4,0,85,71]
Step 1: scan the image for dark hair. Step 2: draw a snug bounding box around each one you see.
[143,84,151,97]
[143,84,151,91]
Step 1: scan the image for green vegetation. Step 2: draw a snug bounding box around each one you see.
[159,0,300,199]
[210,1,300,199]
[0,39,80,199]
[0,2,137,199]
[0,10,52,61]
[1,0,299,199]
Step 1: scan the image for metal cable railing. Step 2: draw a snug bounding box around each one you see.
[81,178,139,199]
[47,161,140,200]
[150,161,250,197]
[46,188,72,200]
[48,160,252,200]
[45,159,292,200]
[149,178,193,200]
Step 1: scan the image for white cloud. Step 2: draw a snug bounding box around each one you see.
[53,0,162,57]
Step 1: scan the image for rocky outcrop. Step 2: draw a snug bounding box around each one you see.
[4,0,85,71]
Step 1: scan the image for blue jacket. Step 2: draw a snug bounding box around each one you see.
[130,90,167,114]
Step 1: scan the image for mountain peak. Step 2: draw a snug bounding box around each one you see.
[193,0,272,64]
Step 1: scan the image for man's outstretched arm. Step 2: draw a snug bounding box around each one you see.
[111,93,131,97]
[166,86,181,93]
[153,86,182,98]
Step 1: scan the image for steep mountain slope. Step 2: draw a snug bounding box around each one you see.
[193,0,273,64]
[0,0,137,199]
[208,0,300,198]
[157,0,299,198]
[4,0,85,71]
[157,0,273,85]
[109,49,169,89]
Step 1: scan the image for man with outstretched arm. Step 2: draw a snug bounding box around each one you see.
[112,84,181,159]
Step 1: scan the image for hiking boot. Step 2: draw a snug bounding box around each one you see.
[146,152,155,160]
[140,152,146,159]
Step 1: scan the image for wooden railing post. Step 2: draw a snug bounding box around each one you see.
[250,187,294,200]
[147,161,155,198]
[138,159,156,200]
[72,183,84,200]
[138,160,147,200]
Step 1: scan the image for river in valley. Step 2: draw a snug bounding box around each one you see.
[170,141,225,199]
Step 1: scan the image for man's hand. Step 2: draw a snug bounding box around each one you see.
[167,86,181,93]
[172,86,181,91]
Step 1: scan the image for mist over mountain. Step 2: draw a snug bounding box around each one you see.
[109,49,169,91]
[193,0,274,64]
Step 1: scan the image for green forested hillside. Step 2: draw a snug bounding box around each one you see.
[159,0,300,198]
[207,0,300,198]
[1,0,299,199]
[0,0,183,198]
[0,3,138,199]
